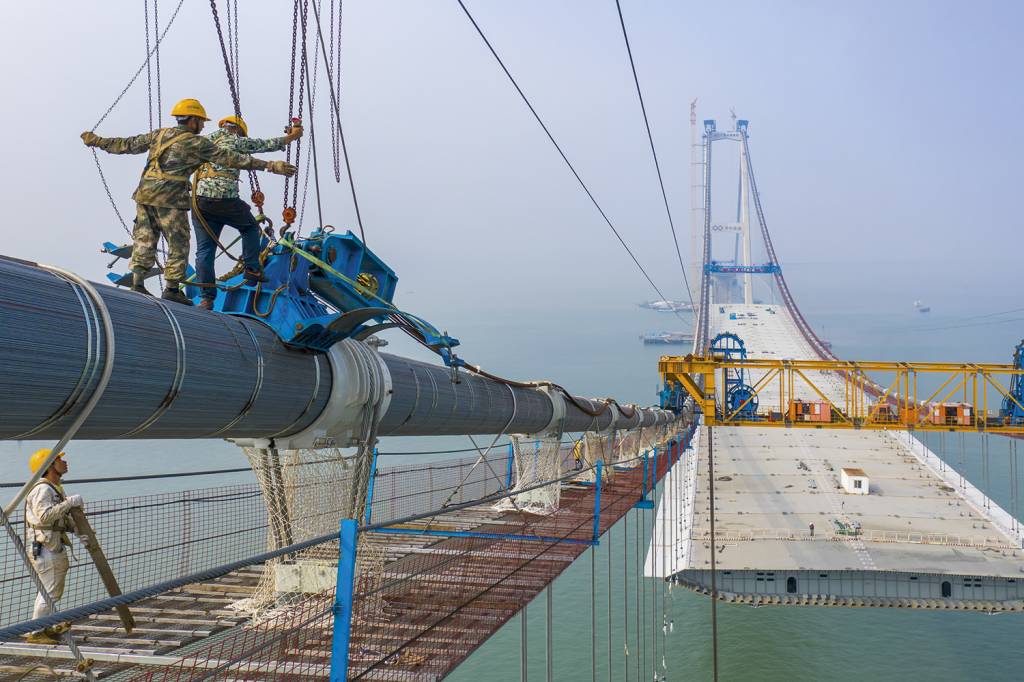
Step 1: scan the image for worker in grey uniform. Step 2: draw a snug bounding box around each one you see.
[23,448,88,645]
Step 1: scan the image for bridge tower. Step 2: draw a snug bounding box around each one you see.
[695,112,758,320]
[737,119,753,305]
[689,99,704,306]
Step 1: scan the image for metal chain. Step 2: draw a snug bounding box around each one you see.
[144,0,153,131]
[154,0,162,128]
[283,0,301,209]
[232,0,240,95]
[90,0,186,239]
[91,0,184,131]
[327,0,342,182]
[208,0,260,197]
[291,0,310,212]
[225,0,233,86]
[298,9,321,231]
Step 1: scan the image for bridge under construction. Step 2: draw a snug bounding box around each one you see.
[1,3,1022,680]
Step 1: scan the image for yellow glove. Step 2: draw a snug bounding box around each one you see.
[81,131,100,147]
[265,160,297,177]
[284,125,304,142]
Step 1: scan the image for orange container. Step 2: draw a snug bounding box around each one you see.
[788,400,832,423]
[929,402,972,426]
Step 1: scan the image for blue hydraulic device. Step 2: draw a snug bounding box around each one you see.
[101,227,462,360]
[1000,339,1024,425]
[708,332,759,420]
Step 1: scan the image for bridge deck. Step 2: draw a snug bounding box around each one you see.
[648,304,1024,609]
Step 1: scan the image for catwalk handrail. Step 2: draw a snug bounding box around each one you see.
[0,445,669,641]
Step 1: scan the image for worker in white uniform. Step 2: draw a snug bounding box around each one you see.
[23,448,88,645]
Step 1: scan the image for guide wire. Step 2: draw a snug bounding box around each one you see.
[455,0,686,326]
[614,0,696,317]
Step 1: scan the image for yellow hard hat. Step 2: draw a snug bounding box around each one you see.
[170,98,210,121]
[218,115,248,137]
[29,448,64,474]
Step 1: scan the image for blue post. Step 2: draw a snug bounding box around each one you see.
[330,519,358,682]
[641,450,649,498]
[592,461,604,543]
[363,448,379,526]
[653,446,659,488]
[505,442,514,489]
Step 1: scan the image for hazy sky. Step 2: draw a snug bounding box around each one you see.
[2,0,1021,320]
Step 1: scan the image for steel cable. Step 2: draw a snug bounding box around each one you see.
[614,0,696,319]
[455,0,685,323]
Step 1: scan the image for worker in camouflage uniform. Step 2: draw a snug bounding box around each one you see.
[81,98,296,305]
[192,115,303,310]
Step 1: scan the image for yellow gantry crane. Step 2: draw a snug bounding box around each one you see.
[659,354,1024,433]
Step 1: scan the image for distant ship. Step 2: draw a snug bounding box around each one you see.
[639,299,694,312]
[640,331,693,345]
[913,300,931,313]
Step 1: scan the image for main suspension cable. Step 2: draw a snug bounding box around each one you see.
[614,0,695,315]
[456,0,683,321]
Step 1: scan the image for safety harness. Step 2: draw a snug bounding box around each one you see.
[142,129,194,183]
[194,162,237,182]
[25,479,74,550]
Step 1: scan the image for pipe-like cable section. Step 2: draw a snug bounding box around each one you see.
[0,256,671,445]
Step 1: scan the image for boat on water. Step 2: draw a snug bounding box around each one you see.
[913,300,931,313]
[638,299,694,312]
[640,331,693,345]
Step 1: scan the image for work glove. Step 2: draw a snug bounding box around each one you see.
[284,125,304,142]
[66,494,84,508]
[265,160,297,177]
[78,534,94,551]
[80,131,100,147]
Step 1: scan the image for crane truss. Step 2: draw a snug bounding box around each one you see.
[660,355,1024,433]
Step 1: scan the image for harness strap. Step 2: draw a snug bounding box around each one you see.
[25,480,73,544]
[143,129,193,183]
[195,162,237,182]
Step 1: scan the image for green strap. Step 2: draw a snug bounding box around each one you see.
[278,236,442,339]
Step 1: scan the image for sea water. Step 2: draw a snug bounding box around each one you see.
[2,261,1022,680]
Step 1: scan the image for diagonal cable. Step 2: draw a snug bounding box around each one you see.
[614,0,695,313]
[456,0,687,323]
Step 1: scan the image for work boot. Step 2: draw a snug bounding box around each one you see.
[24,630,60,645]
[198,299,214,311]
[161,281,194,306]
[243,269,267,286]
[131,270,153,297]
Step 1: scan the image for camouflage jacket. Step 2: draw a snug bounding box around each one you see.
[91,125,270,210]
[196,129,288,200]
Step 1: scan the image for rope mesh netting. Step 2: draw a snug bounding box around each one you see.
[493,434,564,514]
[128,425,686,681]
[237,446,358,621]
[0,423,690,681]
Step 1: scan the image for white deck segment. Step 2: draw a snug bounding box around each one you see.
[646,304,1024,609]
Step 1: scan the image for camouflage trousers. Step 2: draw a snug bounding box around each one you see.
[130,203,190,283]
